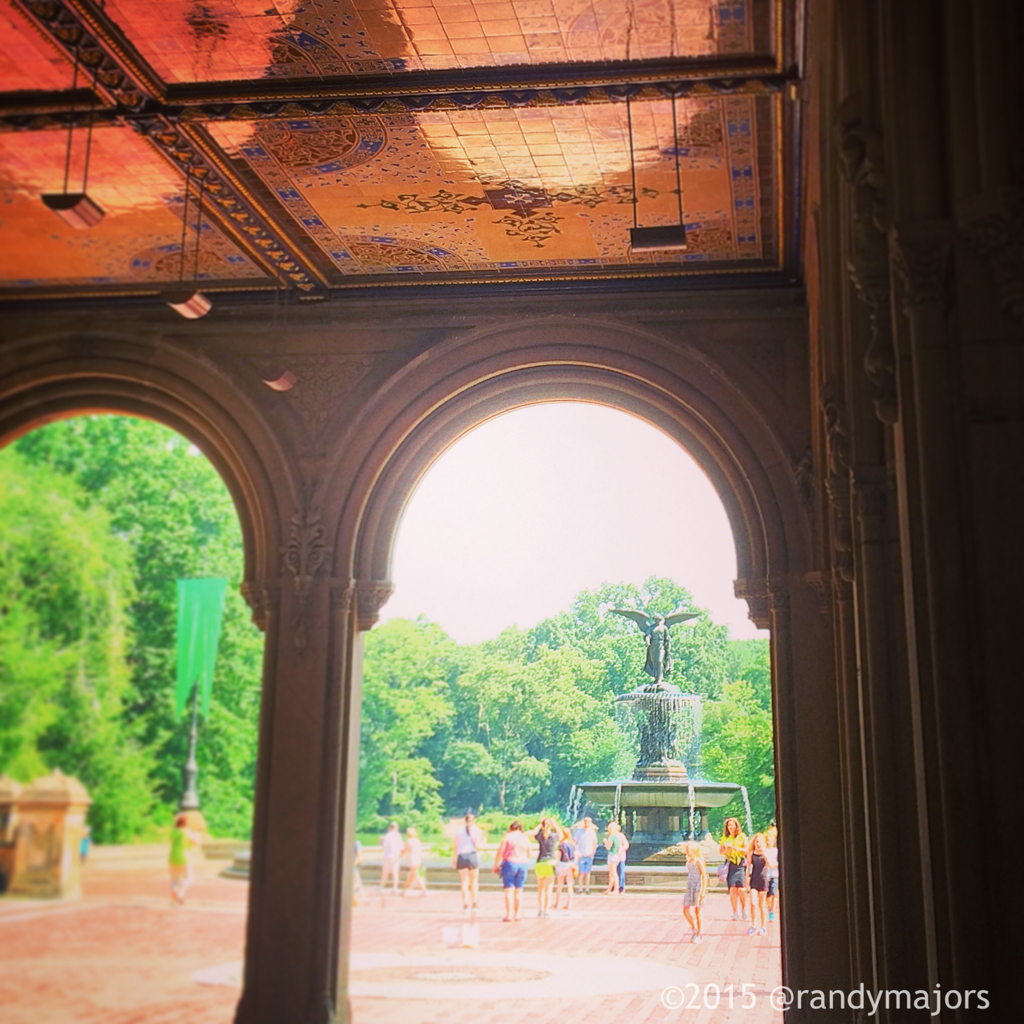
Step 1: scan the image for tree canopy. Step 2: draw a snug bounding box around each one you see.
[2,416,775,845]
[6,416,263,840]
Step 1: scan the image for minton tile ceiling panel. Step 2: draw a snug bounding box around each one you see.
[102,0,763,84]
[207,94,776,282]
[0,3,75,93]
[0,127,268,289]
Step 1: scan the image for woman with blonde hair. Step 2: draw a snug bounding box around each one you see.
[552,824,577,910]
[682,841,708,943]
[603,821,625,896]
[764,823,780,923]
[719,817,748,920]
[745,832,769,935]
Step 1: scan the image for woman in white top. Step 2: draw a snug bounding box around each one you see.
[380,822,403,895]
[402,827,427,896]
[451,812,485,911]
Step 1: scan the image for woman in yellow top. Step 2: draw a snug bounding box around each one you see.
[719,817,749,921]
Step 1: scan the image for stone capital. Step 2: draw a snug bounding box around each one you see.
[734,577,770,630]
[355,580,395,632]
[240,580,282,632]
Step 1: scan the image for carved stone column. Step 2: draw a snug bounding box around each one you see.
[889,220,991,1002]
[767,576,850,1020]
[235,509,350,1024]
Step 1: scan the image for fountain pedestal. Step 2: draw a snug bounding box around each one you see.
[572,683,743,862]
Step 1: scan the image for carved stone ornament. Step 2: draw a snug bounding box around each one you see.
[240,580,281,632]
[330,579,356,614]
[819,383,854,584]
[356,580,395,632]
[794,446,815,512]
[889,222,955,311]
[767,578,790,615]
[802,570,832,616]
[835,95,898,424]
[281,498,334,652]
[252,355,375,445]
[733,577,770,630]
[958,187,1024,323]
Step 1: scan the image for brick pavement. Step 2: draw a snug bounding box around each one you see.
[0,851,782,1024]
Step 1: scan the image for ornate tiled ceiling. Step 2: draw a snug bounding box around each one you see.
[0,0,795,302]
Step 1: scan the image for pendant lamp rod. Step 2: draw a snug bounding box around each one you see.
[627,93,638,232]
[178,160,192,286]
[192,172,205,284]
[671,92,684,224]
[164,157,212,319]
[62,45,80,196]
[81,59,100,194]
[43,40,104,229]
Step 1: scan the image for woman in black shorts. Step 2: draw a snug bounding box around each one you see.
[451,812,484,911]
[746,832,769,936]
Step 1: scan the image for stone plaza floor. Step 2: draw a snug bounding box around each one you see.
[0,849,783,1024]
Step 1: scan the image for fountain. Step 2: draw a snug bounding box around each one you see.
[572,604,742,862]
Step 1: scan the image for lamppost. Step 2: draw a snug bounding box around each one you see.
[179,679,201,811]
[174,577,227,820]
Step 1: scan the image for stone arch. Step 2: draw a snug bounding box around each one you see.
[0,331,293,591]
[325,319,810,628]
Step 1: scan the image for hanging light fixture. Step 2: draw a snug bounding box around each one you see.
[164,163,212,319]
[42,46,105,228]
[626,91,688,253]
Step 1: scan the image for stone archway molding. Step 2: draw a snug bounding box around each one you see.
[325,319,811,631]
[0,330,295,590]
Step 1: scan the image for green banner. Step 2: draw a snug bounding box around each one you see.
[175,578,227,717]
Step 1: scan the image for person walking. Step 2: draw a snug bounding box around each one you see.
[573,817,598,894]
[552,826,577,910]
[402,826,427,896]
[169,813,201,906]
[719,817,748,920]
[746,832,770,935]
[765,823,780,923]
[529,817,559,918]
[380,821,403,895]
[617,828,630,894]
[603,822,625,896]
[451,812,485,911]
[682,840,709,943]
[494,820,532,922]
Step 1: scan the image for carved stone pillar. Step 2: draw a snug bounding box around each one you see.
[767,576,850,1020]
[850,471,928,1006]
[235,515,351,1024]
[889,220,991,1002]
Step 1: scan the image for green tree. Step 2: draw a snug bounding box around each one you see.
[0,450,155,841]
[15,416,264,838]
[358,617,456,829]
[700,673,775,833]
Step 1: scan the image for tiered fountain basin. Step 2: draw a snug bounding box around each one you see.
[577,779,741,811]
[576,777,742,863]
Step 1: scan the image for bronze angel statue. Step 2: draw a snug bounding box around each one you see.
[603,605,699,689]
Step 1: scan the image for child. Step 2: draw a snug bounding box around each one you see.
[682,840,708,943]
[402,827,427,896]
[169,813,201,906]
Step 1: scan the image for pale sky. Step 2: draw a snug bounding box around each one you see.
[382,402,766,643]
